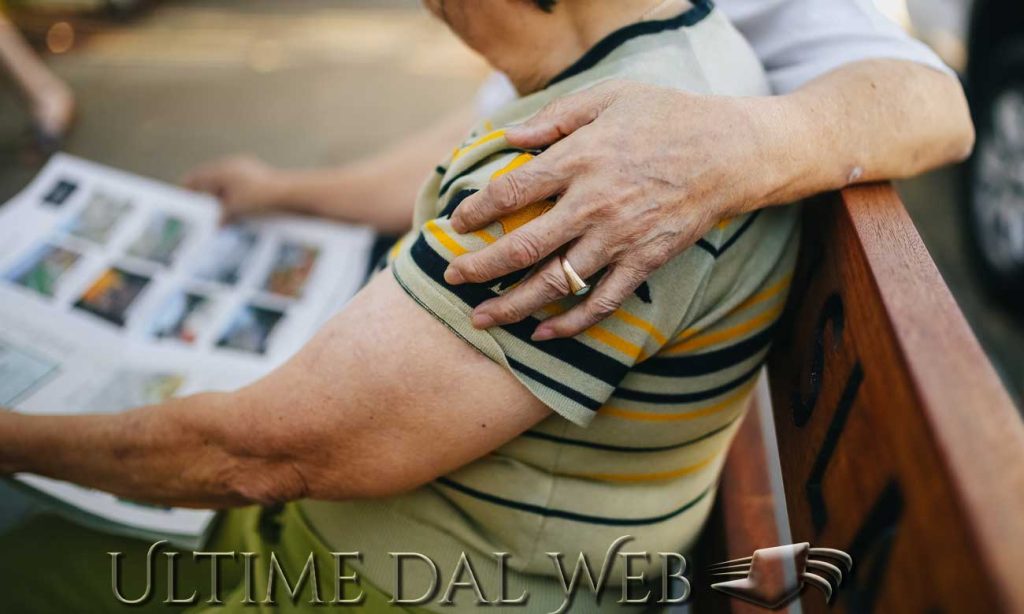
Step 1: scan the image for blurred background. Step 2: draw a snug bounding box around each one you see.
[0,0,1021,408]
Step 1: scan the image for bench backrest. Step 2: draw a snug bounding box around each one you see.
[762,185,1024,612]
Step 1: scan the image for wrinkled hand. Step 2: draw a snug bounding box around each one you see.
[182,155,287,221]
[444,80,773,340]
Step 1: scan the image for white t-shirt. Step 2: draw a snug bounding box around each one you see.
[475,0,953,114]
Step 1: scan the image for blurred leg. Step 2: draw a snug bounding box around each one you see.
[0,503,419,612]
[0,507,249,613]
[0,12,75,140]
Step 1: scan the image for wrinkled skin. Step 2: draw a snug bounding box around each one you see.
[446,81,758,339]
[444,67,973,340]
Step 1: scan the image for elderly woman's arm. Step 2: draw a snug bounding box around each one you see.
[0,272,550,508]
[182,104,475,233]
[443,59,975,338]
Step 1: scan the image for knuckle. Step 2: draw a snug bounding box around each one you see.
[538,267,570,297]
[456,257,483,281]
[451,207,474,229]
[554,116,580,138]
[451,205,475,228]
[453,193,478,218]
[588,294,621,319]
[507,233,543,269]
[492,299,524,323]
[591,82,619,105]
[624,265,651,284]
[494,174,526,211]
[636,250,667,271]
[541,98,565,119]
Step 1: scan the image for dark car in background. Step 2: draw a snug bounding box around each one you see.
[962,0,1024,309]
[909,0,1024,309]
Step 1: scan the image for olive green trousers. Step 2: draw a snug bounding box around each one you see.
[0,502,425,613]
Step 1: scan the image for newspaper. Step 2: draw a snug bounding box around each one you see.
[0,154,374,547]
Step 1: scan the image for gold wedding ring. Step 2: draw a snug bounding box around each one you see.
[560,255,591,296]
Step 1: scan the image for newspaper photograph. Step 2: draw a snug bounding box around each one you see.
[0,154,374,547]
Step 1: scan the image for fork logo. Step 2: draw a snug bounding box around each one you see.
[708,543,853,609]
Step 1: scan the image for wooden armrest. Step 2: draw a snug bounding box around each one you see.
[768,183,1024,612]
[697,183,1024,613]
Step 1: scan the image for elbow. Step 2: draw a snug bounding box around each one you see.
[955,117,977,164]
[187,392,314,507]
[948,100,976,165]
[221,457,312,507]
[213,421,421,506]
[204,391,444,504]
[221,452,429,505]
[941,77,977,166]
[901,73,976,175]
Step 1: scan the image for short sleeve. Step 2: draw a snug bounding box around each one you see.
[391,151,710,427]
[722,0,955,93]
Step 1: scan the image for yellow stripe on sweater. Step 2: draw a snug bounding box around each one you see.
[452,129,507,161]
[387,237,406,262]
[539,303,647,361]
[491,152,533,178]
[425,223,647,360]
[569,452,718,483]
[473,229,498,244]
[612,309,667,346]
[733,274,792,313]
[425,220,467,257]
[664,304,783,355]
[585,326,643,361]
[542,303,667,348]
[670,274,791,346]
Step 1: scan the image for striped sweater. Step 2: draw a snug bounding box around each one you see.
[302,2,800,611]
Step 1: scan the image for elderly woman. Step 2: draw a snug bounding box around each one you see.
[1,0,971,612]
[188,1,973,341]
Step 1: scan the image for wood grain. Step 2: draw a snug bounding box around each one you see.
[764,184,1024,613]
[691,387,788,614]
[702,183,1024,613]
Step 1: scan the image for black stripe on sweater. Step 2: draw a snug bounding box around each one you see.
[634,324,775,377]
[521,413,741,453]
[436,477,714,526]
[409,235,630,389]
[614,362,761,404]
[545,0,715,88]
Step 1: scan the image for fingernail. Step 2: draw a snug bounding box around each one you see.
[450,217,466,233]
[472,312,495,329]
[444,266,465,285]
[531,326,554,342]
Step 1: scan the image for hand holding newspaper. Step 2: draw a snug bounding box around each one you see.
[0,155,373,548]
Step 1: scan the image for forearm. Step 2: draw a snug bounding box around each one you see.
[745,59,974,210]
[275,163,421,234]
[275,104,475,233]
[0,273,548,509]
[0,393,298,509]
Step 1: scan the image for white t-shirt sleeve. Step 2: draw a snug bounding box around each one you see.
[474,0,957,114]
[722,0,954,93]
[474,72,518,119]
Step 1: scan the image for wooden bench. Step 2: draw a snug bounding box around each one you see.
[690,184,1024,613]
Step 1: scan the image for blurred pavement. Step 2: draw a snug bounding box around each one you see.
[1,0,1021,406]
[0,0,485,189]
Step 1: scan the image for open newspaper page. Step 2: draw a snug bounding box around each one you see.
[0,154,373,548]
